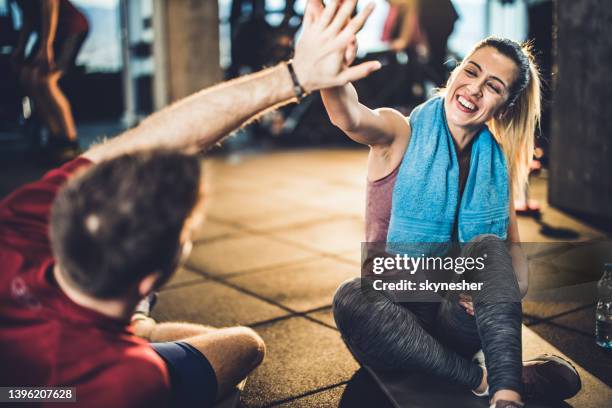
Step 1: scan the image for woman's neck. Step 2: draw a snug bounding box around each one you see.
[447,121,479,152]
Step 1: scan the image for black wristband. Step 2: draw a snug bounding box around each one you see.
[286,60,308,102]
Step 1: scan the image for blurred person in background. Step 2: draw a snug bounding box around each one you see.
[0,1,381,407]
[10,0,89,162]
[513,0,553,215]
[383,0,457,86]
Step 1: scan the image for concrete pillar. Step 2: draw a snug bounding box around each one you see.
[119,0,136,126]
[152,0,222,109]
[549,0,612,220]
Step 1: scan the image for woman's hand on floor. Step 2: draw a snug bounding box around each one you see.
[458,293,474,316]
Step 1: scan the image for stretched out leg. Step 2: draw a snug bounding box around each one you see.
[133,318,265,403]
[180,326,265,399]
[332,277,483,390]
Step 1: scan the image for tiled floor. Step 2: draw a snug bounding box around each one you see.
[148,148,611,407]
[3,134,609,406]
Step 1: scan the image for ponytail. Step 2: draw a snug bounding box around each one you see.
[489,47,541,193]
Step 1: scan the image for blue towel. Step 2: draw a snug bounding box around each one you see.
[386,96,509,256]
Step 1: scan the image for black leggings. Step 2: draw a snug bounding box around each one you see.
[333,235,523,397]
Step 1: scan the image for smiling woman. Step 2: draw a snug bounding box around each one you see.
[441,37,541,193]
[320,35,581,408]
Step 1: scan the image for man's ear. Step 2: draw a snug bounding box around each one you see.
[496,102,514,120]
[138,272,162,298]
[179,239,193,264]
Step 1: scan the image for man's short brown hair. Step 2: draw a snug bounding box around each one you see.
[50,150,202,299]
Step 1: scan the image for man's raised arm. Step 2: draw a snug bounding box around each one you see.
[83,0,381,163]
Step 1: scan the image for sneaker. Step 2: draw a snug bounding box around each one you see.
[522,354,581,401]
[472,349,489,397]
[490,400,524,408]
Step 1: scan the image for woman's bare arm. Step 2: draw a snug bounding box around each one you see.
[321,84,409,147]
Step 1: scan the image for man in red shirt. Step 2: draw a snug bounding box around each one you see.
[0,1,381,407]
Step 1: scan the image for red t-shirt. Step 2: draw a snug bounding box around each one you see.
[0,158,171,407]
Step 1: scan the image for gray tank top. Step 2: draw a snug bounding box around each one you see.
[365,141,473,243]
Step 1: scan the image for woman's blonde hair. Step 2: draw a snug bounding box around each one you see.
[443,37,541,194]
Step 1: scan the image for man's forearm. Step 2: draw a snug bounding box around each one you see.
[84,63,296,162]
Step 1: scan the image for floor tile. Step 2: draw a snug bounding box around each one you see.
[276,185,366,217]
[244,209,337,233]
[241,317,359,407]
[522,300,594,320]
[270,218,365,256]
[335,248,364,266]
[546,242,611,280]
[205,189,331,229]
[271,385,346,408]
[192,218,242,243]
[227,258,357,312]
[528,259,596,292]
[307,307,336,329]
[162,266,206,290]
[203,189,302,226]
[152,280,288,327]
[201,158,289,195]
[547,304,596,335]
[187,233,317,276]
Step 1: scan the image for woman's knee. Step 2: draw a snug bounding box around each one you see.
[332,278,366,332]
[333,278,361,307]
[333,278,413,341]
[463,234,507,258]
[464,235,514,277]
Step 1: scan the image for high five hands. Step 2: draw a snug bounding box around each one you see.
[292,0,381,93]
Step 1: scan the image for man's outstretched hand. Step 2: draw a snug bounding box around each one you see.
[292,0,381,93]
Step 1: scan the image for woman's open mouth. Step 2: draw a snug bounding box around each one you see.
[456,95,478,114]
